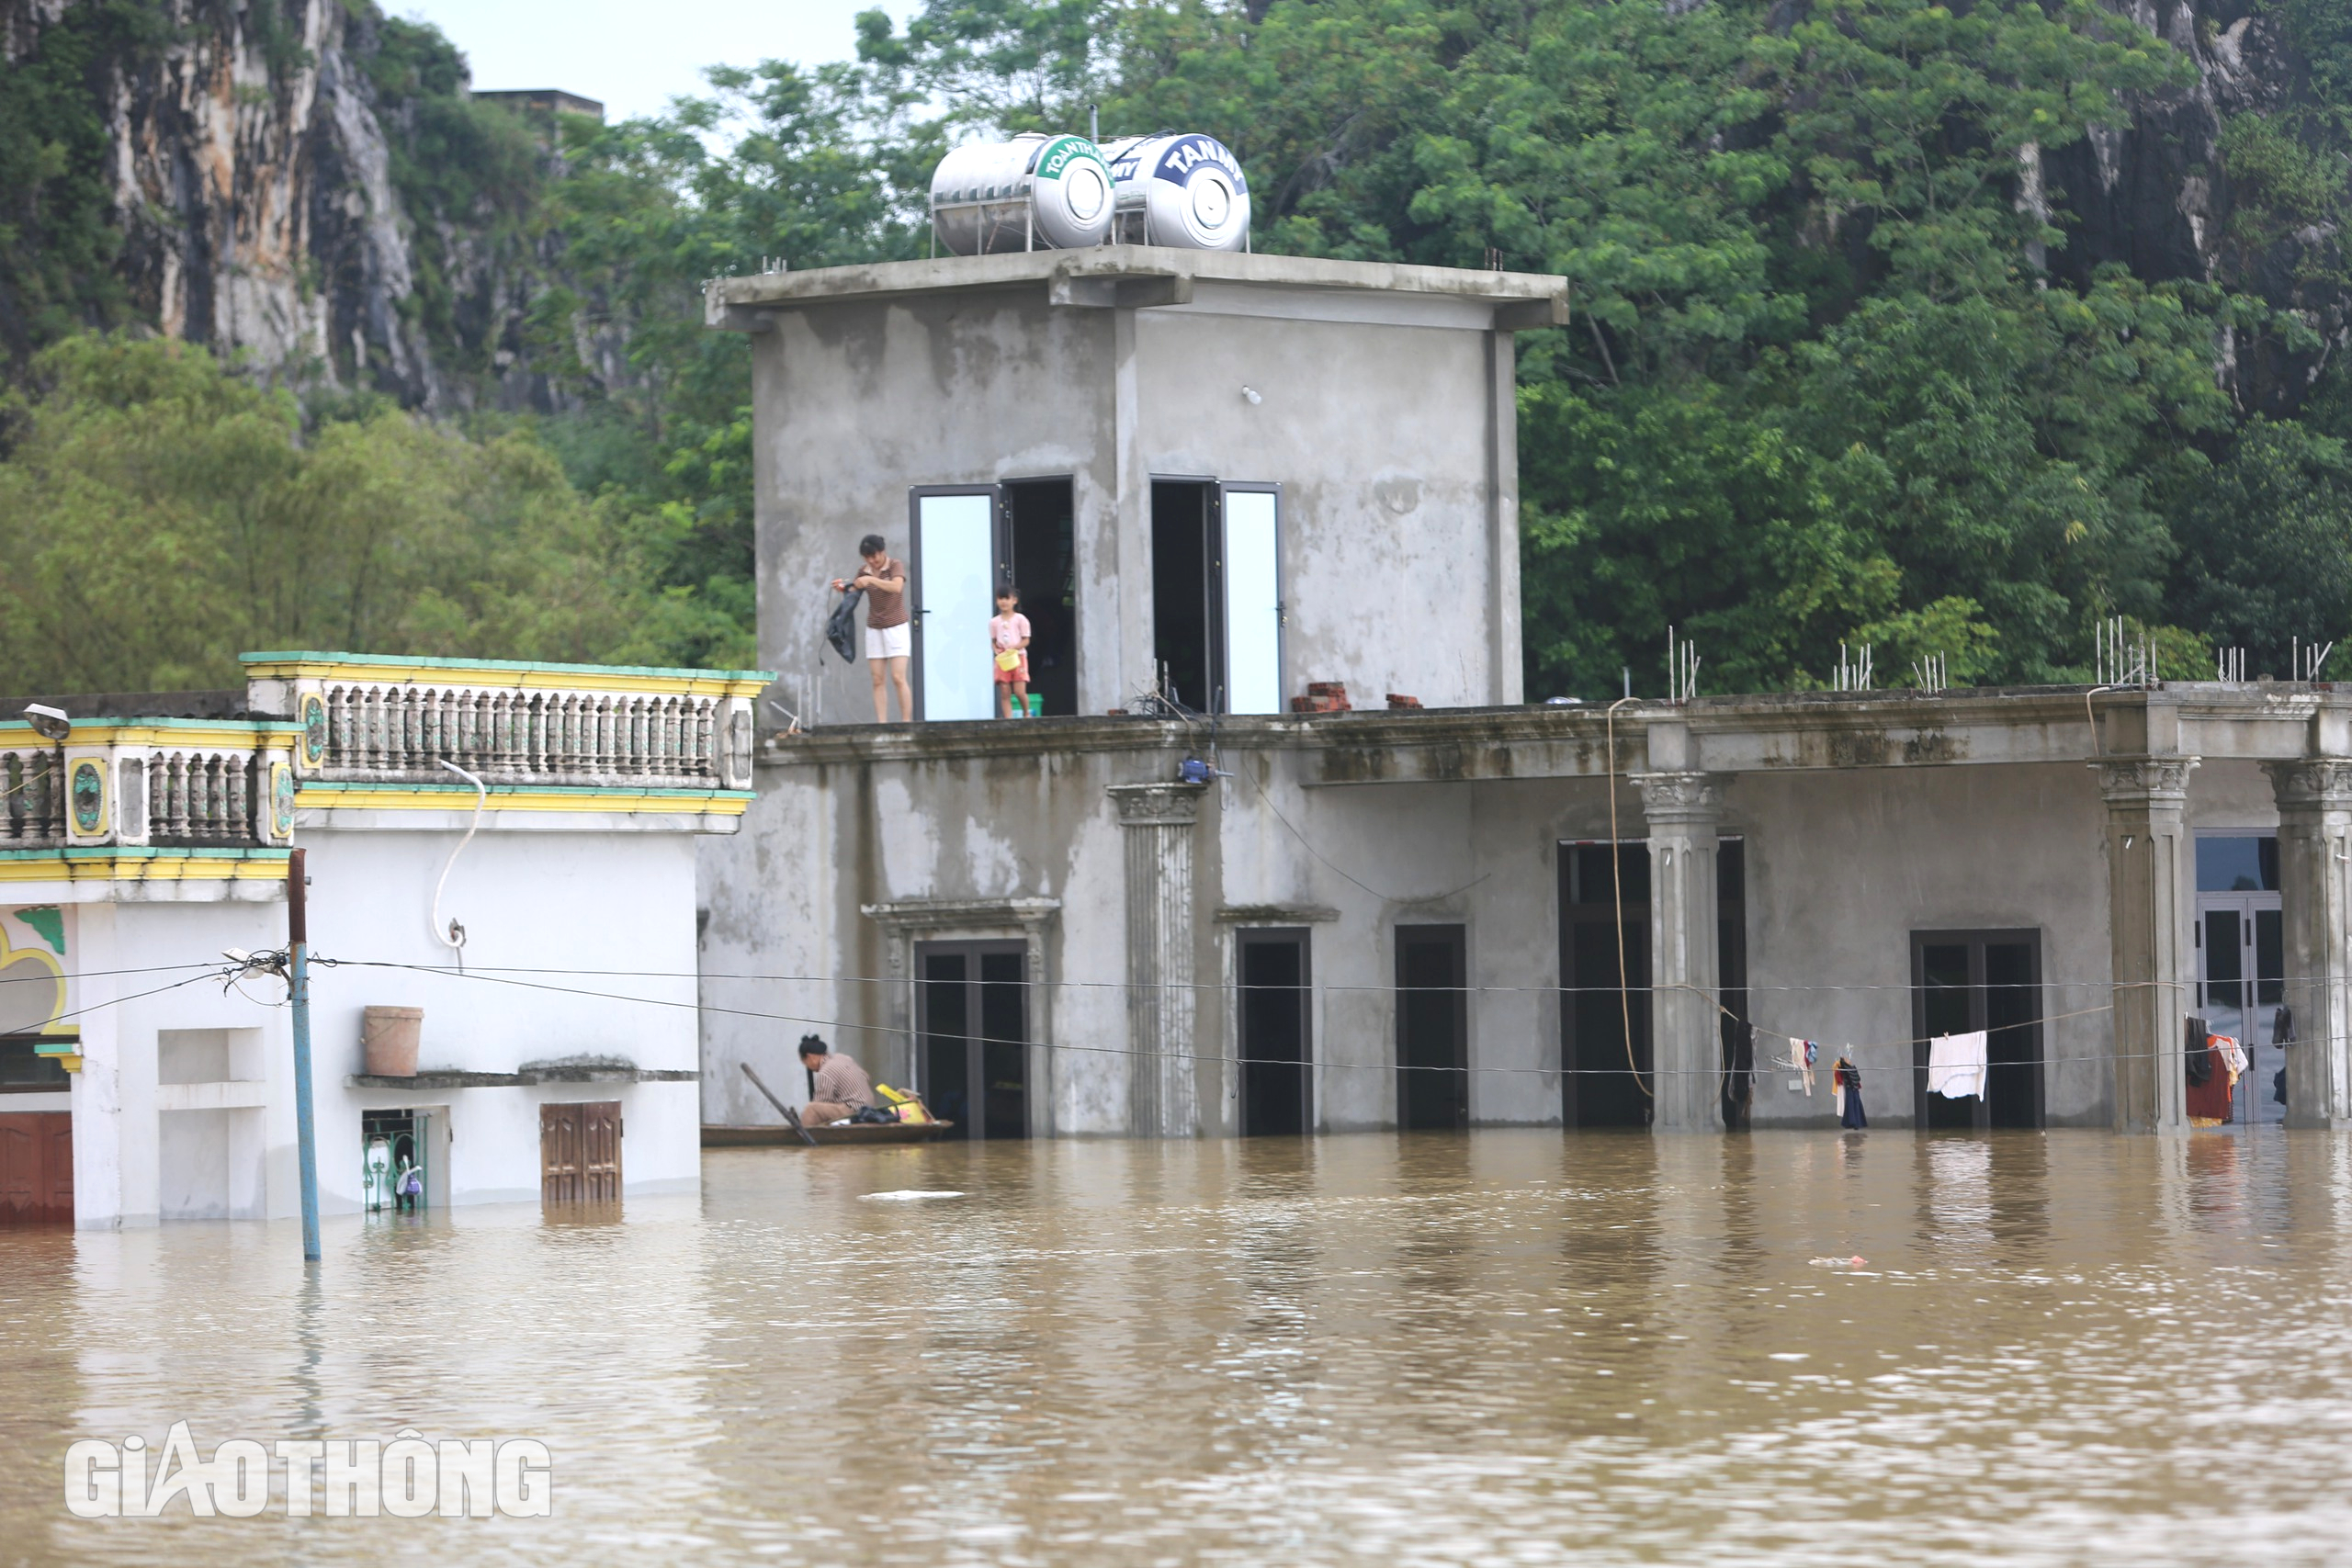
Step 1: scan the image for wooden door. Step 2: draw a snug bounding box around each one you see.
[541,1101,622,1206]
[0,1111,73,1224]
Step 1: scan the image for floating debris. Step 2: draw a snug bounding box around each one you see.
[1807,1256,1868,1269]
[861,1190,967,1201]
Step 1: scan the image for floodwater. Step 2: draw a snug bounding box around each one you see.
[6,1129,2352,1565]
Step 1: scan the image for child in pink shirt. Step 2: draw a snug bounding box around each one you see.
[990,587,1033,717]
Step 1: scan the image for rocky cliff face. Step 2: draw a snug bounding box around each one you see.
[2045,0,2348,417]
[0,0,566,410]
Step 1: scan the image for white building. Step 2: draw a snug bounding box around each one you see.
[1,651,766,1228]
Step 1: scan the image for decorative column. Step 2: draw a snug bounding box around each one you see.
[1111,781,1208,1138]
[2098,756,2198,1133]
[2267,759,2352,1128]
[1636,772,1724,1133]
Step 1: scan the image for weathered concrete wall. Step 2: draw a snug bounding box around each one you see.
[750,276,1521,726]
[704,718,2328,1137]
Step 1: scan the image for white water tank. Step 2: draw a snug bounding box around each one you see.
[1102,133,1252,251]
[929,134,1114,254]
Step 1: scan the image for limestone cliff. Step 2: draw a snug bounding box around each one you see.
[2044,0,2349,416]
[1,0,557,410]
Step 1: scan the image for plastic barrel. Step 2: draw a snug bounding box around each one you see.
[929,134,1114,254]
[1102,132,1252,251]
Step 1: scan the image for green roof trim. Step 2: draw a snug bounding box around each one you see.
[240,650,775,682]
[0,846,293,862]
[0,717,300,734]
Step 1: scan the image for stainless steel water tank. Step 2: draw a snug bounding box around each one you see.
[1102,133,1252,251]
[929,134,1114,254]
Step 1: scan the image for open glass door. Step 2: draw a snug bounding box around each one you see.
[913,490,997,721]
[1221,486,1283,715]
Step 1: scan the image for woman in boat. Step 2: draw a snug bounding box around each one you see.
[796,1033,875,1127]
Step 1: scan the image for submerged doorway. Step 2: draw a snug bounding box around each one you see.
[2195,834,2284,1126]
[540,1100,621,1205]
[1396,925,1467,1130]
[1556,839,1749,1130]
[918,941,1030,1139]
[1911,931,2044,1129]
[0,1108,72,1224]
[1238,928,1311,1135]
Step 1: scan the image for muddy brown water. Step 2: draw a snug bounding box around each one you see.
[5,1129,2351,1564]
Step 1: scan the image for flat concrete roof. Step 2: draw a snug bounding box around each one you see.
[707,246,1571,331]
[757,682,2352,784]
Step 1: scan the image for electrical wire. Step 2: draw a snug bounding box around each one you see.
[328,954,2275,1080]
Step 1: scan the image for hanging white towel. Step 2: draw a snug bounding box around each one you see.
[1928,1031,1989,1099]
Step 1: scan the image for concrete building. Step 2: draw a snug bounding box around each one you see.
[2,652,765,1227]
[698,246,2352,1142]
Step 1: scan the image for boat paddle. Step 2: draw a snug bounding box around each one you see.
[740,1062,818,1145]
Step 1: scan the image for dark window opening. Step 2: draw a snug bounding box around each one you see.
[0,1036,71,1092]
[1911,931,2043,1130]
[1151,479,1222,712]
[1238,929,1311,1136]
[1001,478,1077,716]
[1396,925,1468,1131]
[919,942,1030,1140]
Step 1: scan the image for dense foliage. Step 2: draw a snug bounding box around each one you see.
[6,0,2352,694]
[0,337,647,692]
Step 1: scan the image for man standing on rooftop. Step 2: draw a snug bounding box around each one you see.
[833,534,912,723]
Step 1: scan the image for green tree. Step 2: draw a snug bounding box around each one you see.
[0,336,645,692]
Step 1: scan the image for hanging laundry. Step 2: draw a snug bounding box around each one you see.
[1833,1057,1867,1129]
[2186,1023,2233,1124]
[2211,1033,2249,1085]
[1928,1031,1989,1099]
[1802,1039,1818,1096]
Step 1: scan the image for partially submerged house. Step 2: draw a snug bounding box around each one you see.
[695,245,2351,1139]
[2,652,765,1227]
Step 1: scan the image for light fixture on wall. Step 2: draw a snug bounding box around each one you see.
[21,704,69,741]
[1240,385,1262,405]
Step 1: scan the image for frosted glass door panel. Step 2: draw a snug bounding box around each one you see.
[1223,490,1282,716]
[918,493,995,722]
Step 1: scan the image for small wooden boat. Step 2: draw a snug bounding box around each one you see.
[703,1121,957,1148]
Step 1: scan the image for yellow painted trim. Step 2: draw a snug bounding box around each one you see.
[295,785,753,816]
[107,728,299,750]
[0,721,299,747]
[0,855,290,884]
[247,661,769,699]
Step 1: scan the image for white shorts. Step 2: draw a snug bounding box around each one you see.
[865,623,911,661]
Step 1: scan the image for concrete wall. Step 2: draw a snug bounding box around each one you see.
[305,824,704,1208]
[50,821,706,1228]
[752,285,1518,724]
[704,728,2310,1137]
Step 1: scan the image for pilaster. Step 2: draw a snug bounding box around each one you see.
[2267,759,2352,1128]
[1111,781,1206,1137]
[2098,755,2197,1133]
[1635,772,1724,1133]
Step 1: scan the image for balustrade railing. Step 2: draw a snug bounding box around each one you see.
[317,682,741,787]
[143,747,262,844]
[1,738,273,848]
[2,744,64,845]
